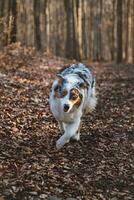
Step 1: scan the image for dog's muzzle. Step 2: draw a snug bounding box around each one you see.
[63,104,70,112]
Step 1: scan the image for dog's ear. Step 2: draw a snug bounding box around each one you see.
[57,74,64,80]
[56,74,64,85]
[91,78,96,88]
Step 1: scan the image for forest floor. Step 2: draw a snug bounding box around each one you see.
[0,44,134,200]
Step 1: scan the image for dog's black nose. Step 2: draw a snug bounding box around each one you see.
[64,104,70,112]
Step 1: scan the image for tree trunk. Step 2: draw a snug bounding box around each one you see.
[10,0,17,43]
[132,0,134,63]
[72,0,81,60]
[0,0,5,48]
[77,0,83,59]
[25,0,34,47]
[16,0,27,45]
[34,0,41,50]
[124,0,130,62]
[64,0,75,59]
[116,0,123,63]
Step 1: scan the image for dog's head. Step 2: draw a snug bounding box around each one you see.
[53,75,83,113]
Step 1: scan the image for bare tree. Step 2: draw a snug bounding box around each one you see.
[116,0,123,63]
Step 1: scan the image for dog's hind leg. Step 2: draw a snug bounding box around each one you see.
[56,119,81,149]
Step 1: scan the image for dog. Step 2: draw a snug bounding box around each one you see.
[49,63,97,149]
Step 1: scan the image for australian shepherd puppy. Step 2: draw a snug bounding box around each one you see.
[49,63,97,149]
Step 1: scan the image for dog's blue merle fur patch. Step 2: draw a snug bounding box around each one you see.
[59,63,94,88]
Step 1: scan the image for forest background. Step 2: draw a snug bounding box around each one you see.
[0,0,134,63]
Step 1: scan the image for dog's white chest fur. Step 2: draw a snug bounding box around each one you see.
[49,63,97,149]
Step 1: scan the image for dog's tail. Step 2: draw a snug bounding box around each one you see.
[85,77,97,113]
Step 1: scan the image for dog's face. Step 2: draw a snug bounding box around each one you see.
[53,76,83,113]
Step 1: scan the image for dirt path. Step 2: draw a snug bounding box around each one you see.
[0,46,134,200]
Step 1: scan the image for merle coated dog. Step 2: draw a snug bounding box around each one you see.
[49,63,97,149]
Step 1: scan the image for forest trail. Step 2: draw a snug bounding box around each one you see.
[0,45,133,200]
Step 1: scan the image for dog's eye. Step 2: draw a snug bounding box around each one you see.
[61,90,68,98]
[54,85,60,91]
[70,88,79,101]
[70,92,78,100]
[72,94,78,100]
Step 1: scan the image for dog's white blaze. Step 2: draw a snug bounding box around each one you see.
[60,83,76,113]
[65,74,79,84]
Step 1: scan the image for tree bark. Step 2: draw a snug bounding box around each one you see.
[116,0,123,63]
[34,0,41,50]
[64,0,74,59]
[132,0,134,63]
[10,0,17,43]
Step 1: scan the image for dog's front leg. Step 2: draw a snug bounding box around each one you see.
[58,121,64,133]
[72,122,81,141]
[56,118,80,149]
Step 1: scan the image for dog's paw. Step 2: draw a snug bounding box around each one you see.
[56,136,69,150]
[72,133,80,141]
[56,139,64,150]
